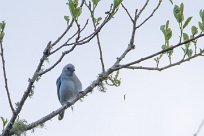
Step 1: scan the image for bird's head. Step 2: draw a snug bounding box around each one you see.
[62,64,75,76]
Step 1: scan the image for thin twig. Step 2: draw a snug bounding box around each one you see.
[122,51,203,71]
[194,118,204,136]
[50,19,89,55]
[85,2,105,73]
[136,0,162,29]
[51,19,74,47]
[137,0,150,18]
[113,33,204,70]
[19,67,115,134]
[121,3,134,23]
[1,1,87,136]
[114,9,138,65]
[0,41,52,136]
[0,40,15,113]
[39,26,81,76]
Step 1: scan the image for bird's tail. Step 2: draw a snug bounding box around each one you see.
[58,111,64,120]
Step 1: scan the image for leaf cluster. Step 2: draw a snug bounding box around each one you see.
[10,117,27,136]
[68,0,82,21]
[0,21,6,40]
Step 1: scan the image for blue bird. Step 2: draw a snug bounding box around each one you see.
[56,64,82,120]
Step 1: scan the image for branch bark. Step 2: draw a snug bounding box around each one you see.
[0,39,15,113]
[114,33,204,70]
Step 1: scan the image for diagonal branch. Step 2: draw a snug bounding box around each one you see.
[0,39,15,113]
[114,9,138,65]
[85,2,105,73]
[113,33,204,70]
[50,19,89,55]
[0,41,52,136]
[22,76,102,133]
[136,0,162,29]
[121,3,134,23]
[39,25,81,76]
[194,118,204,136]
[122,51,204,71]
[137,0,150,18]
[51,19,74,47]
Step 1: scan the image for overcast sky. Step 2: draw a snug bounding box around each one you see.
[1,0,204,136]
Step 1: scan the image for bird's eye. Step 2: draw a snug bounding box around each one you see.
[67,67,70,70]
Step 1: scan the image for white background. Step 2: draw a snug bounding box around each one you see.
[1,0,204,136]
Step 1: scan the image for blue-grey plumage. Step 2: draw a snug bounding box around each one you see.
[56,64,82,120]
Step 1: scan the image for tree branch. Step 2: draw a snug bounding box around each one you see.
[137,0,150,18]
[19,66,116,134]
[136,0,162,29]
[114,33,204,70]
[0,39,15,113]
[114,9,138,65]
[122,51,203,71]
[121,3,134,23]
[85,2,105,73]
[194,118,204,136]
[50,19,89,55]
[0,41,52,136]
[51,19,74,47]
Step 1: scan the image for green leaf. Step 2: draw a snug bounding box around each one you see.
[165,28,172,41]
[0,21,6,33]
[167,46,173,57]
[183,16,192,29]
[186,49,193,57]
[113,0,123,9]
[64,16,70,23]
[160,25,165,34]
[0,32,5,39]
[94,17,102,26]
[1,117,8,129]
[161,44,166,50]
[198,21,204,32]
[173,5,180,18]
[68,0,81,21]
[183,33,190,48]
[166,20,169,29]
[180,3,184,15]
[200,9,204,22]
[181,47,186,54]
[173,4,184,23]
[92,0,100,8]
[191,26,198,35]
[183,33,189,41]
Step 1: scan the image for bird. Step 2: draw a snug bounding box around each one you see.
[56,64,82,120]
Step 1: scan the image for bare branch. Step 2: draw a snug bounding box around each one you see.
[114,9,138,65]
[0,40,13,110]
[137,0,150,18]
[114,33,204,70]
[39,26,81,76]
[51,19,74,47]
[136,0,162,29]
[50,19,89,55]
[122,51,203,71]
[40,13,113,76]
[85,2,105,73]
[121,3,134,23]
[0,39,15,113]
[194,118,204,136]
[1,41,52,136]
[20,69,114,133]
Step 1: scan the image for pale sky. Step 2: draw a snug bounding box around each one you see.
[1,0,204,136]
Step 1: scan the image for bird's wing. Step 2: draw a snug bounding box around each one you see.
[56,76,61,101]
[73,74,82,92]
